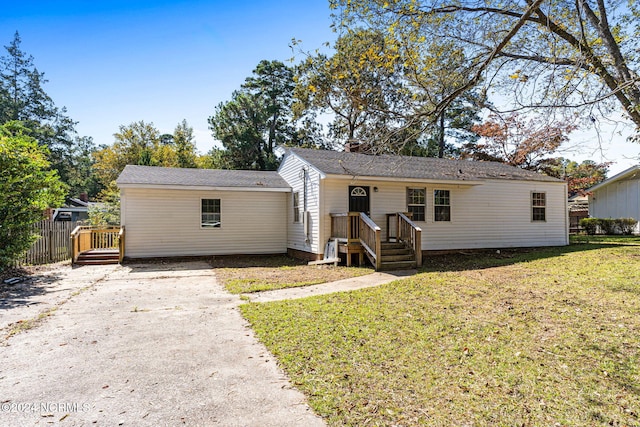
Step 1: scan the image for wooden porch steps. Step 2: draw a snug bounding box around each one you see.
[75,249,120,265]
[378,242,416,271]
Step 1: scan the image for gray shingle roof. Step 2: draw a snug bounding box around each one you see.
[288,147,562,183]
[116,165,290,189]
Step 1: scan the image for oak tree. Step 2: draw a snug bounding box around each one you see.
[331,0,640,138]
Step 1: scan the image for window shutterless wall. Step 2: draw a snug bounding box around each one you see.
[121,188,287,258]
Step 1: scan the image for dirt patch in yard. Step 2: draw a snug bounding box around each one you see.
[210,255,373,293]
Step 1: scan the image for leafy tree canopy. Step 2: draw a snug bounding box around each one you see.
[0,31,98,198]
[208,60,319,170]
[461,113,577,173]
[93,120,200,187]
[0,121,66,268]
[294,28,484,156]
[546,158,610,196]
[295,29,415,152]
[330,0,640,140]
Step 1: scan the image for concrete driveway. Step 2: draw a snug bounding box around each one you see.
[0,261,324,426]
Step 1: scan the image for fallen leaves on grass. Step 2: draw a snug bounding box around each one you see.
[241,238,640,426]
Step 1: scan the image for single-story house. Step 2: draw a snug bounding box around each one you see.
[117,148,569,269]
[588,165,640,234]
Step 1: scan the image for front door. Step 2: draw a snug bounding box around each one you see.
[349,186,370,216]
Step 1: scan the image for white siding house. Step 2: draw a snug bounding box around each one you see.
[279,148,569,262]
[117,166,290,259]
[588,165,640,234]
[116,148,569,268]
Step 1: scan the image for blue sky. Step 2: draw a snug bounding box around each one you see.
[2,0,638,176]
[1,1,334,151]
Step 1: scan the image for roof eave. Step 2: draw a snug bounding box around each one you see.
[280,150,327,178]
[117,183,291,192]
[588,165,640,192]
[322,173,485,186]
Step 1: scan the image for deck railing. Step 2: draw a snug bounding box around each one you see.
[397,213,422,267]
[331,212,381,270]
[71,225,123,263]
[330,212,362,243]
[358,212,382,270]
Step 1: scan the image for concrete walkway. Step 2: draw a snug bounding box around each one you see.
[245,269,416,303]
[0,261,324,426]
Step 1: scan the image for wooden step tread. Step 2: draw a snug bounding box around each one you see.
[379,260,417,271]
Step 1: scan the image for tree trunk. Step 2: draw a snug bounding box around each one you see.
[438,112,445,158]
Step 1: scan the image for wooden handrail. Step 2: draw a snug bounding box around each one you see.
[331,212,383,270]
[358,212,382,270]
[70,225,82,263]
[397,213,422,267]
[70,225,123,264]
[118,226,125,262]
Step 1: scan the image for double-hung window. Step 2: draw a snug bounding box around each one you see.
[201,199,221,228]
[434,190,451,222]
[293,192,301,223]
[532,192,546,221]
[406,188,426,221]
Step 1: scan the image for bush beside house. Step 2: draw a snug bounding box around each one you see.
[579,217,638,235]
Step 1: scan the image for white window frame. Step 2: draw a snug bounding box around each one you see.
[434,189,451,222]
[201,198,221,228]
[293,192,301,223]
[532,192,546,222]
[406,187,426,221]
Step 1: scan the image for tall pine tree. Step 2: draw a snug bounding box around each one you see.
[0,32,96,197]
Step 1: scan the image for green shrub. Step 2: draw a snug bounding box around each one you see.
[580,218,599,235]
[599,218,616,234]
[581,217,638,235]
[0,122,66,268]
[615,218,638,235]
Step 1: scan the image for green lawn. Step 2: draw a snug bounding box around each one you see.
[241,238,640,426]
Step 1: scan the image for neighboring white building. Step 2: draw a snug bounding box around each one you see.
[117,148,569,269]
[588,165,640,234]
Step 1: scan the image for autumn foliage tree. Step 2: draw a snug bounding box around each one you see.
[294,29,409,151]
[330,0,640,140]
[545,159,610,196]
[461,114,576,172]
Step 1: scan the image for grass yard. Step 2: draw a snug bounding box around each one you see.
[240,238,640,426]
[211,255,373,293]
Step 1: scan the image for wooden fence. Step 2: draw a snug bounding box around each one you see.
[19,221,78,266]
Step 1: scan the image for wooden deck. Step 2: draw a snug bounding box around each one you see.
[330,212,421,271]
[71,226,124,265]
[75,249,120,265]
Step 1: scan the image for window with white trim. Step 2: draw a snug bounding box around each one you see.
[293,192,301,223]
[406,188,426,221]
[532,192,546,221]
[434,190,451,222]
[201,199,221,227]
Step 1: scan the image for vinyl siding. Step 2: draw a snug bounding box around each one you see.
[321,178,568,251]
[590,177,640,233]
[278,154,322,254]
[120,188,287,258]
